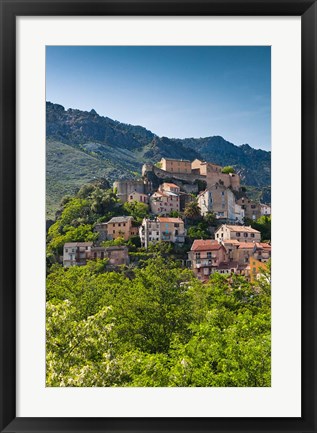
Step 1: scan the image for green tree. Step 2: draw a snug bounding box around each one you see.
[247,215,271,241]
[184,201,201,221]
[187,223,210,240]
[123,200,149,224]
[204,211,217,226]
[46,301,120,387]
[221,166,235,174]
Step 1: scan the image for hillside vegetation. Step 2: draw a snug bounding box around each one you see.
[46,102,271,218]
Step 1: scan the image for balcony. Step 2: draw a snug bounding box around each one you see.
[194,259,215,267]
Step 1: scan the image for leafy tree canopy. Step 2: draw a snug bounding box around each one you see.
[221,166,235,174]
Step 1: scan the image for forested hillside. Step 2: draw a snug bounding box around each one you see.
[46,102,271,218]
[47,256,271,387]
[46,181,271,387]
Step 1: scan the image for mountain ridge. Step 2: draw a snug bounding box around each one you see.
[46,102,271,218]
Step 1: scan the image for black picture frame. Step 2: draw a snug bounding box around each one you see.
[0,1,316,432]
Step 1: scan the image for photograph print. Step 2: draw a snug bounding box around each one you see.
[46,46,271,387]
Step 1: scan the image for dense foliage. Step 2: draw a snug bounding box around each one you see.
[247,215,271,242]
[46,256,271,387]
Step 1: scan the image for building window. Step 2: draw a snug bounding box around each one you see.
[118,223,121,227]
[196,253,201,259]
[207,252,212,259]
[236,232,240,237]
[86,246,88,250]
[174,223,179,228]
[251,233,255,238]
[65,249,68,252]
[251,204,256,209]
[244,233,248,237]
[101,252,104,259]
[113,230,115,234]
[123,223,126,227]
[94,252,97,259]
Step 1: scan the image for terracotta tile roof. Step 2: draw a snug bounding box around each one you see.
[191,239,222,251]
[237,242,257,249]
[255,242,272,250]
[162,182,179,189]
[217,224,260,234]
[64,242,93,248]
[157,217,184,223]
[222,240,240,245]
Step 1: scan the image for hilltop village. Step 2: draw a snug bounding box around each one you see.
[60,157,271,282]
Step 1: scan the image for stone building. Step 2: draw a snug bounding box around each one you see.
[89,245,129,266]
[139,217,185,248]
[197,183,236,221]
[191,159,240,191]
[127,190,149,204]
[103,246,129,266]
[220,239,270,267]
[160,158,191,174]
[187,239,227,281]
[113,179,151,203]
[63,243,129,267]
[249,257,268,282]
[236,197,261,221]
[253,242,271,262]
[234,203,245,224]
[150,190,180,216]
[95,216,138,241]
[63,242,93,267]
[159,182,180,194]
[215,224,261,243]
[260,203,271,216]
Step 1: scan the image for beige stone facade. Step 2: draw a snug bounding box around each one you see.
[113,179,150,203]
[220,239,270,268]
[63,242,93,267]
[236,197,261,221]
[63,243,129,267]
[159,182,180,194]
[197,183,236,221]
[215,224,261,243]
[191,159,240,191]
[260,203,271,216]
[140,217,185,248]
[150,190,180,215]
[104,216,138,241]
[127,191,149,204]
[160,158,191,174]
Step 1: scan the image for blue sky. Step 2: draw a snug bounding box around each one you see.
[46,46,271,151]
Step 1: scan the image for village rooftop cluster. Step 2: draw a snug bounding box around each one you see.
[63,157,271,282]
